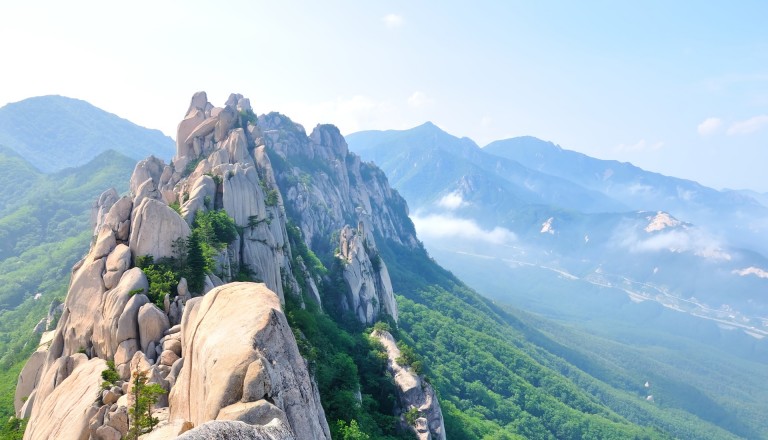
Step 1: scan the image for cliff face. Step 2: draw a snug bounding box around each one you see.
[16,92,440,439]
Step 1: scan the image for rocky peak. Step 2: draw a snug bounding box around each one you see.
[16,91,442,439]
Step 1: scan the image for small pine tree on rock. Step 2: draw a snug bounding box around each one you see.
[126,370,166,439]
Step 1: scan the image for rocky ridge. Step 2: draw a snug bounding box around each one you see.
[372,330,446,440]
[16,92,440,439]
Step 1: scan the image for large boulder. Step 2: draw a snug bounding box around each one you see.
[177,419,295,440]
[14,349,47,416]
[169,282,330,439]
[58,255,107,356]
[92,267,149,359]
[129,197,190,263]
[103,244,132,289]
[138,303,170,354]
[22,358,106,440]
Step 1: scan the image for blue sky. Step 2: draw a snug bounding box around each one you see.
[1,1,766,190]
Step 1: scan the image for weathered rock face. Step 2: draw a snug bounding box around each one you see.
[372,330,446,440]
[129,198,191,263]
[14,349,47,417]
[177,419,296,440]
[23,357,106,440]
[19,91,442,440]
[169,282,330,440]
[337,225,398,324]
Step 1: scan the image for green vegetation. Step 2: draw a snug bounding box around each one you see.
[0,149,134,426]
[126,370,166,439]
[137,209,239,300]
[101,360,120,390]
[336,419,370,440]
[282,220,411,439]
[0,416,26,440]
[377,237,746,440]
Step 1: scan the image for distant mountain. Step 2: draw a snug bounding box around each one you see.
[0,147,135,309]
[348,124,768,338]
[348,122,626,221]
[0,95,174,172]
[484,136,768,252]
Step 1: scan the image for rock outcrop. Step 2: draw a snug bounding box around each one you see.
[337,225,398,324]
[177,419,296,440]
[22,357,106,440]
[170,282,330,439]
[18,91,441,440]
[372,330,446,440]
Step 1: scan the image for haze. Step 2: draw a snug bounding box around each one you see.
[1,0,766,191]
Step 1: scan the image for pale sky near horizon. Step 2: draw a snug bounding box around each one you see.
[1,1,767,191]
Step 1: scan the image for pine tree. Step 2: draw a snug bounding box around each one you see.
[126,370,166,439]
[184,231,206,294]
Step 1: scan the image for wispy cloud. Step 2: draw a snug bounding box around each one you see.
[727,115,768,135]
[616,223,731,261]
[412,214,516,245]
[615,139,664,153]
[382,14,404,28]
[407,91,432,108]
[732,267,768,279]
[697,117,722,136]
[436,191,467,210]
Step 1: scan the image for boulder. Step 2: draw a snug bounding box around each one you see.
[177,419,296,440]
[130,156,166,197]
[159,349,180,367]
[93,188,120,236]
[103,244,132,289]
[214,106,237,142]
[116,293,149,345]
[22,358,107,440]
[138,303,170,354]
[103,196,133,240]
[129,197,190,264]
[58,256,106,356]
[169,282,330,439]
[216,400,288,427]
[14,349,46,416]
[93,268,149,359]
[92,226,117,259]
[181,174,217,223]
[94,425,120,440]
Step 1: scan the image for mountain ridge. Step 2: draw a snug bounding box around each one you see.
[0,95,174,173]
[5,95,767,439]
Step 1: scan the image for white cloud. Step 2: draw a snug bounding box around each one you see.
[617,224,731,261]
[727,115,768,135]
[615,139,664,153]
[412,214,516,245]
[382,14,404,28]
[407,91,432,108]
[436,191,467,210]
[732,267,768,279]
[697,117,722,136]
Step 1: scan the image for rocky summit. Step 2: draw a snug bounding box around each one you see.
[15,92,442,440]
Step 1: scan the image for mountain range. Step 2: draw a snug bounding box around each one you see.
[0,95,766,439]
[0,95,174,173]
[347,123,768,335]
